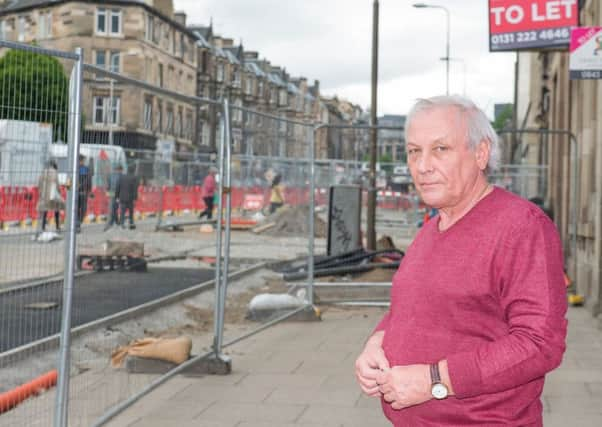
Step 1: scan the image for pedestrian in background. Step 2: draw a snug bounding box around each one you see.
[269,174,285,214]
[116,165,139,229]
[37,160,64,233]
[199,166,217,220]
[104,164,123,231]
[354,95,567,426]
[77,154,92,232]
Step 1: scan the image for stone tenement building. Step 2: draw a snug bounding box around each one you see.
[0,0,364,159]
[517,0,601,321]
[0,0,198,153]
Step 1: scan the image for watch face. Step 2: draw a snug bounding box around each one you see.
[431,383,448,400]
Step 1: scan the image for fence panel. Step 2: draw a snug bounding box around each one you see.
[0,41,79,427]
[217,107,317,351]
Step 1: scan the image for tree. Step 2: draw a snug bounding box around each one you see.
[492,104,514,133]
[0,47,70,141]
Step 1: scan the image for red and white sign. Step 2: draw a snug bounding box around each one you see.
[489,0,578,51]
[569,27,602,80]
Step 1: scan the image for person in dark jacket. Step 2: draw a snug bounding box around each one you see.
[116,166,138,229]
[104,164,123,231]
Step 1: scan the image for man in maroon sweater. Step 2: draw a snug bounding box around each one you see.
[355,95,567,426]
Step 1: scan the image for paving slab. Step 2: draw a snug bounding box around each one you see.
[106,306,602,426]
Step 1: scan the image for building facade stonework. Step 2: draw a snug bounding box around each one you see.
[0,0,364,160]
[518,0,601,321]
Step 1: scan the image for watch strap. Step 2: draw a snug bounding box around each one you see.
[430,362,441,384]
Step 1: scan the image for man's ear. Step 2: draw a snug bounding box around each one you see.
[476,139,490,171]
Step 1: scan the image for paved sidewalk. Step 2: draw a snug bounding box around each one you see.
[107,306,602,427]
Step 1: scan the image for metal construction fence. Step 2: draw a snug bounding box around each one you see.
[0,39,559,427]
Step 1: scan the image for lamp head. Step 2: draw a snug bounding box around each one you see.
[413,3,429,8]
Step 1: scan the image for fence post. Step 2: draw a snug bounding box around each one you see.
[211,100,227,357]
[307,127,317,306]
[218,98,233,349]
[54,47,84,427]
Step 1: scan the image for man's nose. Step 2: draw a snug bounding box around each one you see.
[416,151,433,174]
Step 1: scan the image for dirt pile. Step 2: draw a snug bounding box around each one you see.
[261,205,327,237]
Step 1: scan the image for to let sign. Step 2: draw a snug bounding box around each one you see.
[489,0,578,51]
[569,27,602,80]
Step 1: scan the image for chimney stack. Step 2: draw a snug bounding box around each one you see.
[174,11,187,27]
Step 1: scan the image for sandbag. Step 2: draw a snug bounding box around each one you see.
[111,336,192,367]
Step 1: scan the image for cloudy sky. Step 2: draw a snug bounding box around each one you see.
[174,0,516,119]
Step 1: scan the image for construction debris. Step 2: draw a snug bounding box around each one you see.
[111,336,192,368]
[275,239,404,282]
[78,239,147,272]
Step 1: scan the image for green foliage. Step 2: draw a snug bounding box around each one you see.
[492,104,514,133]
[0,48,70,141]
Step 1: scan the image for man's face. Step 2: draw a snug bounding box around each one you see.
[406,106,488,209]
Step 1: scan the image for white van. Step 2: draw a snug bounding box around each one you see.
[48,143,128,187]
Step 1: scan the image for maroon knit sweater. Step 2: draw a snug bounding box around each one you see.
[376,187,567,426]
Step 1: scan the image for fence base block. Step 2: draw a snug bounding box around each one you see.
[292,305,322,322]
[124,355,232,375]
[183,354,232,376]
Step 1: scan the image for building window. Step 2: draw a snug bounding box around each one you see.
[233,71,241,88]
[96,8,106,34]
[110,9,121,34]
[109,51,120,73]
[158,64,163,88]
[94,97,104,124]
[0,20,5,40]
[200,51,208,73]
[93,96,120,125]
[17,16,25,42]
[176,107,183,137]
[97,8,121,35]
[279,89,287,106]
[109,97,120,124]
[216,63,224,82]
[145,14,154,42]
[244,78,252,95]
[154,20,161,44]
[166,105,174,135]
[188,39,195,63]
[38,11,52,39]
[180,34,185,58]
[157,100,163,133]
[143,97,153,130]
[95,50,106,68]
[185,110,193,140]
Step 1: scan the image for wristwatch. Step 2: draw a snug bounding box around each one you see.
[430,362,449,400]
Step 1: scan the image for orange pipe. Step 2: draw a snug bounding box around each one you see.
[0,370,58,413]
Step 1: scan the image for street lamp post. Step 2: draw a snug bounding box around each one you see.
[413,3,450,96]
[440,57,466,96]
[367,0,379,251]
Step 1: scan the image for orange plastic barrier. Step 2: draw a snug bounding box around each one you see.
[0,186,30,224]
[135,186,162,216]
[0,370,57,413]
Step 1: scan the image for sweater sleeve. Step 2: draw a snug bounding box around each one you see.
[373,311,390,334]
[446,213,568,398]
